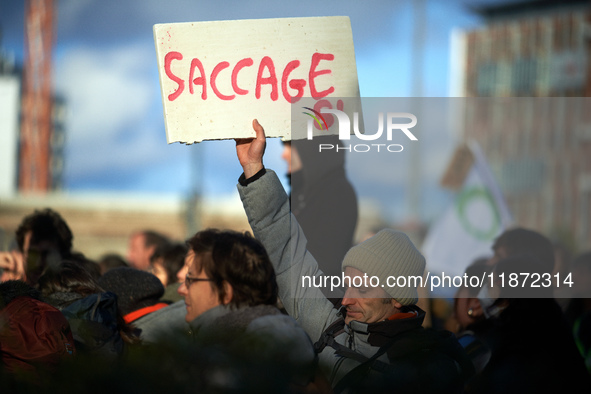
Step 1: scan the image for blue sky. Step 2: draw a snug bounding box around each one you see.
[0,0,489,222]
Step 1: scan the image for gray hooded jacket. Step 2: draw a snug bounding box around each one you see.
[238,169,471,391]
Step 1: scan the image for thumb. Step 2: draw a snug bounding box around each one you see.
[253,119,265,139]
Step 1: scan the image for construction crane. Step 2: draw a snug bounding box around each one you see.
[19,0,54,193]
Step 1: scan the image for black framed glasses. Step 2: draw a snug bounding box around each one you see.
[185,275,214,288]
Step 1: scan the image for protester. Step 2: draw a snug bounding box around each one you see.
[38,262,140,358]
[455,228,590,393]
[177,228,317,389]
[150,242,186,303]
[487,227,555,271]
[0,208,74,284]
[98,267,188,343]
[465,254,590,393]
[234,120,472,392]
[98,267,167,322]
[126,230,170,271]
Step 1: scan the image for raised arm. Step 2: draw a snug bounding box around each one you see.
[235,120,337,341]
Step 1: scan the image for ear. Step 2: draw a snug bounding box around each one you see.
[467,297,484,318]
[221,281,234,305]
[393,300,403,309]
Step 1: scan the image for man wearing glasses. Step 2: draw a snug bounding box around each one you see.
[176,228,318,389]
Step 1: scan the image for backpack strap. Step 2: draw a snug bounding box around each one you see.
[332,337,398,394]
[314,316,399,393]
[313,316,346,353]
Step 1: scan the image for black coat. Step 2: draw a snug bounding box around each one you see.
[290,136,358,284]
[465,298,590,394]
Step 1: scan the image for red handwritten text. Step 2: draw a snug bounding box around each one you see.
[164,52,335,103]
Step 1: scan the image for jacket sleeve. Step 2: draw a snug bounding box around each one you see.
[237,169,337,341]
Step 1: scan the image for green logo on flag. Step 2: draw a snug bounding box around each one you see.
[455,186,501,241]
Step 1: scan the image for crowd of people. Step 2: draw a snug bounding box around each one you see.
[0,119,590,392]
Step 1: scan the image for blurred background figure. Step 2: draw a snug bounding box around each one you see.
[454,227,591,393]
[98,267,187,344]
[0,208,74,285]
[281,137,358,292]
[126,230,170,271]
[464,254,589,393]
[150,242,187,303]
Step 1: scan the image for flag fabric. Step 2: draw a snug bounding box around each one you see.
[422,141,513,285]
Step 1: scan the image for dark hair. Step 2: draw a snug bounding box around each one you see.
[0,280,41,310]
[37,262,141,346]
[15,208,73,257]
[98,253,129,274]
[142,230,170,250]
[493,228,555,274]
[186,229,278,309]
[38,261,105,299]
[150,242,187,284]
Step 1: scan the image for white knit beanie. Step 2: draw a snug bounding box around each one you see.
[341,229,426,305]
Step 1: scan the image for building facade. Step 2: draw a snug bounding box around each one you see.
[452,0,591,250]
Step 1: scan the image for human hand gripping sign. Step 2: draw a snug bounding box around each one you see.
[235,119,267,179]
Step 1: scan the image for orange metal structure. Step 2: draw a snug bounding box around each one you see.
[19,0,54,193]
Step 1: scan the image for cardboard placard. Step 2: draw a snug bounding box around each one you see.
[153,16,360,143]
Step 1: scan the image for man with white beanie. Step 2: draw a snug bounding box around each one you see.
[235,120,472,393]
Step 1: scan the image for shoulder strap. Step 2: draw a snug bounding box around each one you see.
[314,315,403,393]
[313,317,346,353]
[333,338,397,394]
[314,315,398,367]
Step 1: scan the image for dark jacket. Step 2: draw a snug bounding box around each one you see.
[188,304,317,390]
[46,291,124,358]
[464,298,591,394]
[315,306,473,393]
[290,136,358,282]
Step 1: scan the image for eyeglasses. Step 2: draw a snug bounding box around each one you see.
[185,275,214,288]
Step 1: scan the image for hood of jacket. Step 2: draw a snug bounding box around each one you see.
[290,135,348,191]
[59,292,124,358]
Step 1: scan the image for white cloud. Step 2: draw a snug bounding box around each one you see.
[55,44,155,143]
[54,43,186,188]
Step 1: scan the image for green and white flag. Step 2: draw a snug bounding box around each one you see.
[422,141,513,284]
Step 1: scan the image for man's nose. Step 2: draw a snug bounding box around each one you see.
[341,288,355,306]
[178,282,187,297]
